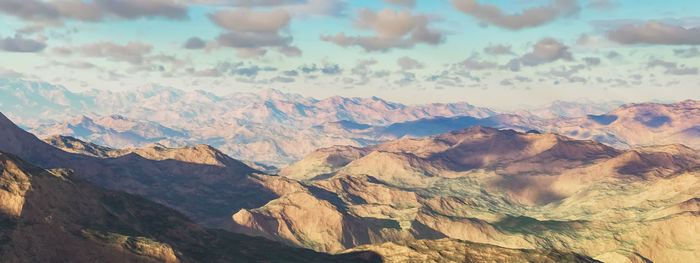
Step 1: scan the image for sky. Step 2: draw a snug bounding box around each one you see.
[0,0,699,109]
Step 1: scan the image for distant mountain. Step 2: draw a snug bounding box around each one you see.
[1,78,495,165]
[3,78,697,167]
[235,127,700,262]
[0,152,379,262]
[310,100,700,159]
[516,100,625,119]
[541,100,700,149]
[32,114,187,149]
[0,111,596,262]
[347,238,599,263]
[0,111,291,228]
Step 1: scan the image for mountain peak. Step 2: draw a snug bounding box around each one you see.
[69,115,95,125]
[0,111,15,127]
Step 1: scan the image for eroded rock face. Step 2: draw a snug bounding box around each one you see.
[3,109,699,262]
[543,100,700,149]
[346,238,601,263]
[249,127,700,262]
[0,152,380,263]
[0,112,279,228]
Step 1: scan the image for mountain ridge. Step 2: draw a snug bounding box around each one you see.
[0,150,381,262]
[236,125,700,262]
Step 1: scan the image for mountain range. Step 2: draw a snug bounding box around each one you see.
[4,78,665,167]
[0,111,604,262]
[0,151,381,262]
[244,127,699,262]
[6,109,695,262]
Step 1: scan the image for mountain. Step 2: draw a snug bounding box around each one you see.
[516,100,624,119]
[43,135,126,158]
[0,111,290,228]
[0,111,599,262]
[542,100,700,149]
[1,78,495,165]
[0,151,379,262]
[3,78,698,167]
[32,114,188,149]
[347,238,599,263]
[235,127,700,262]
[0,79,495,128]
[306,101,700,166]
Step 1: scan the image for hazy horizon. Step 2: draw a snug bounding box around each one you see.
[1,0,699,107]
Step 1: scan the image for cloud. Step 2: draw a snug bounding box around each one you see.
[216,31,291,48]
[516,38,572,68]
[0,67,25,78]
[233,65,277,76]
[321,64,341,75]
[0,35,46,52]
[608,20,700,45]
[451,0,579,30]
[188,61,277,77]
[483,44,513,55]
[57,41,153,65]
[397,56,424,70]
[190,0,344,17]
[208,8,290,31]
[0,0,187,24]
[583,57,601,66]
[384,0,415,8]
[235,48,268,58]
[187,0,301,6]
[349,59,378,84]
[674,47,700,58]
[321,8,442,51]
[270,76,295,83]
[183,37,206,49]
[297,63,342,75]
[283,70,298,76]
[91,0,188,20]
[206,8,298,58]
[606,51,621,59]
[459,57,497,70]
[51,60,98,69]
[277,0,345,17]
[587,0,617,10]
[647,59,698,75]
[500,79,513,86]
[299,64,318,73]
[278,46,302,56]
[546,64,585,78]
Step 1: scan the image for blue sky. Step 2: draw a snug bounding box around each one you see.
[0,0,699,108]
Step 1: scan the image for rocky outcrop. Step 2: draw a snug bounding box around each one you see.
[258,127,700,262]
[346,238,600,263]
[0,152,379,262]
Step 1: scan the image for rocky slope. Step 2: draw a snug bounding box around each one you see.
[0,112,599,262]
[346,238,600,263]
[0,111,292,228]
[516,100,624,119]
[235,127,700,262]
[2,78,494,165]
[0,152,379,262]
[5,79,696,167]
[32,115,187,149]
[542,100,700,149]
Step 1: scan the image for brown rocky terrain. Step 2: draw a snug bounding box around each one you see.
[541,100,700,149]
[233,127,700,262]
[0,112,601,262]
[346,238,600,263]
[0,151,379,262]
[0,112,287,228]
[3,110,698,262]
